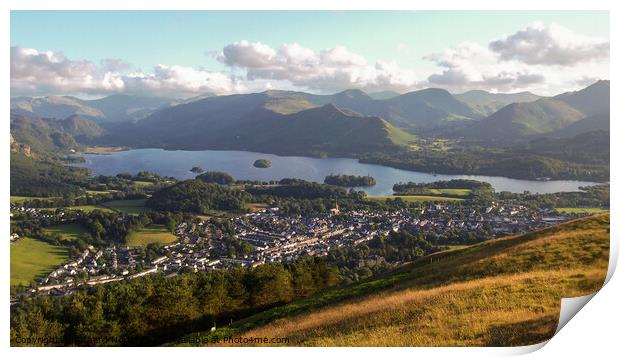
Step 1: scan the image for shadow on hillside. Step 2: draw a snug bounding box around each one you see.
[484,313,558,346]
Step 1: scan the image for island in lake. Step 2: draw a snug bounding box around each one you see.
[190,166,204,174]
[253,159,272,168]
[325,174,377,187]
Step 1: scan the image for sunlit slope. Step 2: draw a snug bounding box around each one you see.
[213,214,609,347]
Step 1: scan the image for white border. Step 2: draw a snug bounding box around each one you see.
[2,1,617,356]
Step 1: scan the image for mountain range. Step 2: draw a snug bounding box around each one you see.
[11,94,179,123]
[11,80,609,156]
[448,80,610,141]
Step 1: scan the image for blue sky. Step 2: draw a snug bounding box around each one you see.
[10,11,610,97]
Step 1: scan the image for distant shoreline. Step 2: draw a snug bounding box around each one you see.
[81,146,129,155]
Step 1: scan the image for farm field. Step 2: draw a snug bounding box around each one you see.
[42,223,89,241]
[10,237,69,286]
[427,188,472,197]
[67,205,115,213]
[367,195,464,203]
[84,189,118,196]
[100,199,148,214]
[10,195,58,203]
[126,224,177,247]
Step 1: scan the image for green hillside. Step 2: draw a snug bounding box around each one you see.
[455,90,541,116]
[555,80,610,116]
[184,214,609,347]
[232,104,417,155]
[11,94,175,122]
[10,114,78,153]
[462,98,585,141]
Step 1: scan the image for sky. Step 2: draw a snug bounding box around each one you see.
[10,11,610,98]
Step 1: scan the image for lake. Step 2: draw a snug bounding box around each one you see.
[74,148,600,196]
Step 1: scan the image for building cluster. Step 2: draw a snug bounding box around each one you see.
[17,201,569,297]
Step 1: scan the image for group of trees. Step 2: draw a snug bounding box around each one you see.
[196,171,235,185]
[359,142,609,182]
[246,178,352,200]
[10,257,340,346]
[497,184,610,209]
[324,174,376,187]
[253,159,272,168]
[10,153,89,197]
[393,179,492,192]
[147,180,250,214]
[327,230,441,282]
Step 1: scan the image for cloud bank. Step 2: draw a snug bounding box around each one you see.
[217,41,421,93]
[11,22,609,98]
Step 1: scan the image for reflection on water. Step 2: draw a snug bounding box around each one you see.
[74,148,600,195]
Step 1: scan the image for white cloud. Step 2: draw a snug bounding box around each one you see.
[489,22,609,66]
[217,41,422,93]
[11,46,243,98]
[122,65,243,97]
[11,23,610,99]
[11,46,125,96]
[424,23,609,95]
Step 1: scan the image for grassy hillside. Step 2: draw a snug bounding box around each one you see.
[555,80,610,116]
[11,94,174,122]
[455,90,541,116]
[185,214,609,347]
[461,98,585,141]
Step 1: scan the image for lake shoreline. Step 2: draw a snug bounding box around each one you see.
[72,148,602,196]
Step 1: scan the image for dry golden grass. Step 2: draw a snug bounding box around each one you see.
[214,214,609,347]
[237,269,605,346]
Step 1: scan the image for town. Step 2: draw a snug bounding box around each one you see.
[11,200,571,298]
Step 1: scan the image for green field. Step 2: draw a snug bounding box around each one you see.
[84,189,118,196]
[68,205,115,213]
[367,195,464,203]
[132,181,153,187]
[42,223,89,241]
[10,195,58,203]
[556,207,609,214]
[10,237,69,286]
[126,224,177,247]
[427,188,472,197]
[100,199,148,214]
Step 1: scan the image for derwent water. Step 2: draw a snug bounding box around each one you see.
[74,148,600,196]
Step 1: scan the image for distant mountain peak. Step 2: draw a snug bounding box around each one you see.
[336,89,370,98]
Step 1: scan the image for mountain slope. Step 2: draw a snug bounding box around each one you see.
[10,113,106,154]
[85,94,175,122]
[255,88,482,132]
[550,114,610,138]
[121,98,416,155]
[11,94,176,122]
[555,80,610,116]
[10,113,78,153]
[55,114,107,141]
[455,90,542,116]
[231,104,416,155]
[11,96,105,121]
[457,98,586,141]
[188,214,608,347]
